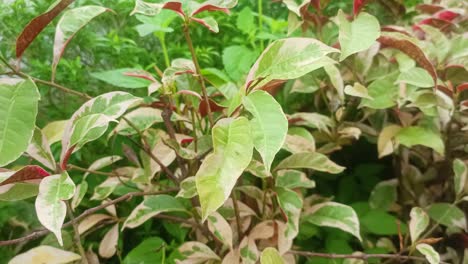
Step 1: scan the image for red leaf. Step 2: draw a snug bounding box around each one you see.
[198,99,225,117]
[435,10,459,22]
[353,0,366,16]
[190,17,218,33]
[436,85,453,97]
[191,5,229,17]
[60,145,76,170]
[413,18,454,33]
[123,70,157,82]
[0,166,50,186]
[457,83,468,94]
[163,2,185,17]
[415,4,444,14]
[378,34,437,83]
[180,138,194,145]
[310,0,321,11]
[16,0,74,59]
[381,25,412,36]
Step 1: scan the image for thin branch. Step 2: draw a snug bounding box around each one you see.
[161,106,188,177]
[66,201,88,264]
[289,250,450,264]
[67,164,116,177]
[0,188,179,247]
[231,190,243,242]
[182,22,214,127]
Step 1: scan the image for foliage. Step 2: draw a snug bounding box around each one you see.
[0,0,467,263]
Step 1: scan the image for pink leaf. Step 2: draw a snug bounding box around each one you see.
[123,70,157,82]
[353,0,366,16]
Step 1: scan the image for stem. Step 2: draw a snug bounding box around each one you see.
[66,201,88,264]
[158,35,170,68]
[161,106,188,177]
[258,0,264,50]
[182,21,214,127]
[0,188,179,247]
[67,164,116,177]
[231,189,243,242]
[289,250,450,264]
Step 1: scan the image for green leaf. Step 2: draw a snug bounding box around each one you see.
[260,247,285,264]
[276,187,302,239]
[90,177,121,201]
[91,68,153,89]
[304,202,362,241]
[275,170,315,189]
[135,11,176,37]
[223,45,257,82]
[275,152,345,174]
[409,207,429,244]
[360,209,407,235]
[192,16,219,32]
[53,6,110,74]
[243,90,288,171]
[123,237,165,264]
[113,107,163,136]
[395,126,445,155]
[237,7,255,35]
[177,176,197,199]
[416,244,440,264]
[35,172,76,245]
[246,38,339,90]
[60,92,140,167]
[344,83,372,99]
[324,64,344,101]
[397,67,434,88]
[288,112,333,132]
[42,120,67,145]
[453,159,467,196]
[123,194,187,229]
[427,203,466,230]
[360,74,398,109]
[337,10,380,61]
[196,117,253,221]
[0,182,39,201]
[369,179,397,211]
[26,128,56,171]
[0,78,40,166]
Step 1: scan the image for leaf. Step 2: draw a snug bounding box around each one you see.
[123,237,165,264]
[276,187,303,239]
[397,67,434,88]
[0,165,50,186]
[260,247,285,264]
[135,11,177,37]
[377,32,437,83]
[78,214,113,234]
[42,120,67,145]
[0,78,40,167]
[245,38,339,90]
[85,155,123,178]
[304,202,362,241]
[35,171,76,245]
[177,176,197,198]
[0,182,39,201]
[416,244,440,264]
[90,177,121,201]
[207,212,233,248]
[113,107,163,136]
[91,68,153,89]
[123,194,187,229]
[275,170,315,189]
[191,16,219,33]
[282,134,316,154]
[9,245,81,264]
[324,64,344,101]
[353,0,366,15]
[337,10,380,61]
[178,241,221,263]
[427,203,466,230]
[243,90,288,172]
[395,126,444,155]
[139,130,176,183]
[377,125,402,158]
[409,207,429,244]
[99,224,119,258]
[369,179,397,211]
[223,45,257,82]
[453,159,467,196]
[275,152,345,174]
[53,6,111,75]
[16,0,74,58]
[26,128,56,171]
[196,117,253,221]
[60,92,140,168]
[246,160,271,178]
[237,7,255,35]
[131,0,184,18]
[360,209,407,235]
[344,83,373,99]
[189,0,238,16]
[288,112,333,132]
[360,74,398,109]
